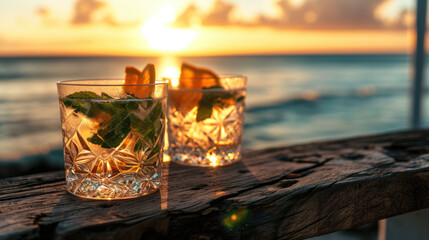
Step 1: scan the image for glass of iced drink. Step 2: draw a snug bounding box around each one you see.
[57,79,167,199]
[168,69,247,167]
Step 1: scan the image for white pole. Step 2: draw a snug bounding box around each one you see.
[411,0,427,128]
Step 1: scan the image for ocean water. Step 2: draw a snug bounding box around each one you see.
[0,54,422,167]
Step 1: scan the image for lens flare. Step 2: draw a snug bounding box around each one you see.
[223,208,250,230]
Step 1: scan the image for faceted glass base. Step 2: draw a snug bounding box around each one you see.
[66,166,161,200]
[169,145,242,167]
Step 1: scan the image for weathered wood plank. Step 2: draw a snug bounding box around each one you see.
[1,129,429,240]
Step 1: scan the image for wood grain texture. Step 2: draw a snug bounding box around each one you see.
[1,129,429,240]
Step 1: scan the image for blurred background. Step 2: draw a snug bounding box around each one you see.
[0,0,418,176]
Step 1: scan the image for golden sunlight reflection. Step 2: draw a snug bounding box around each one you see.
[161,160,170,210]
[163,119,170,162]
[142,6,196,51]
[216,191,226,196]
[208,153,219,167]
[159,56,181,87]
[163,153,171,162]
[162,67,180,87]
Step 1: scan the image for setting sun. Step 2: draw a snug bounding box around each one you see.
[141,6,197,52]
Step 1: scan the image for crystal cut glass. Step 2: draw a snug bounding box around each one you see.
[57,79,167,200]
[167,75,246,167]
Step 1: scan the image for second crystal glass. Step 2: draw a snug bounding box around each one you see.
[167,75,247,167]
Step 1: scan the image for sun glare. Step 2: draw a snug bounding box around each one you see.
[142,6,196,51]
[162,67,180,87]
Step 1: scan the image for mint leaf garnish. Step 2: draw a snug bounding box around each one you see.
[63,100,90,115]
[196,101,214,122]
[129,102,164,146]
[65,91,102,99]
[88,134,103,145]
[63,91,118,117]
[89,112,131,148]
[125,101,139,111]
[133,140,145,153]
[63,91,164,150]
[196,85,235,122]
[236,96,245,103]
[63,91,101,115]
[101,92,113,99]
[144,141,162,165]
[130,114,153,139]
[150,102,164,121]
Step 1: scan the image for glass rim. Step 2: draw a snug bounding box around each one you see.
[167,74,247,91]
[57,78,168,87]
[172,74,247,80]
[169,87,247,92]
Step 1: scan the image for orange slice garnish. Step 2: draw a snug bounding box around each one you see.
[123,64,156,98]
[170,62,220,111]
[179,62,219,89]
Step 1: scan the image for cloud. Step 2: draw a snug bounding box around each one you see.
[36,6,61,26]
[172,0,242,28]
[263,0,387,30]
[173,0,409,30]
[36,7,51,17]
[202,0,235,26]
[70,0,140,27]
[103,15,141,27]
[71,0,106,25]
[393,9,414,29]
[174,4,201,28]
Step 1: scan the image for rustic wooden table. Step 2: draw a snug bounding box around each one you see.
[1,129,429,240]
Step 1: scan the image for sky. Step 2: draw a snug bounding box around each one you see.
[0,0,415,56]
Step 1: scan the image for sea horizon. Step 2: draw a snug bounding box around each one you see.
[0,52,412,59]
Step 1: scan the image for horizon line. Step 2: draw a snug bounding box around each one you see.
[0,52,412,58]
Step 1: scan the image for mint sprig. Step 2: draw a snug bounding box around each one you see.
[63,91,164,150]
[196,85,240,122]
[88,111,131,148]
